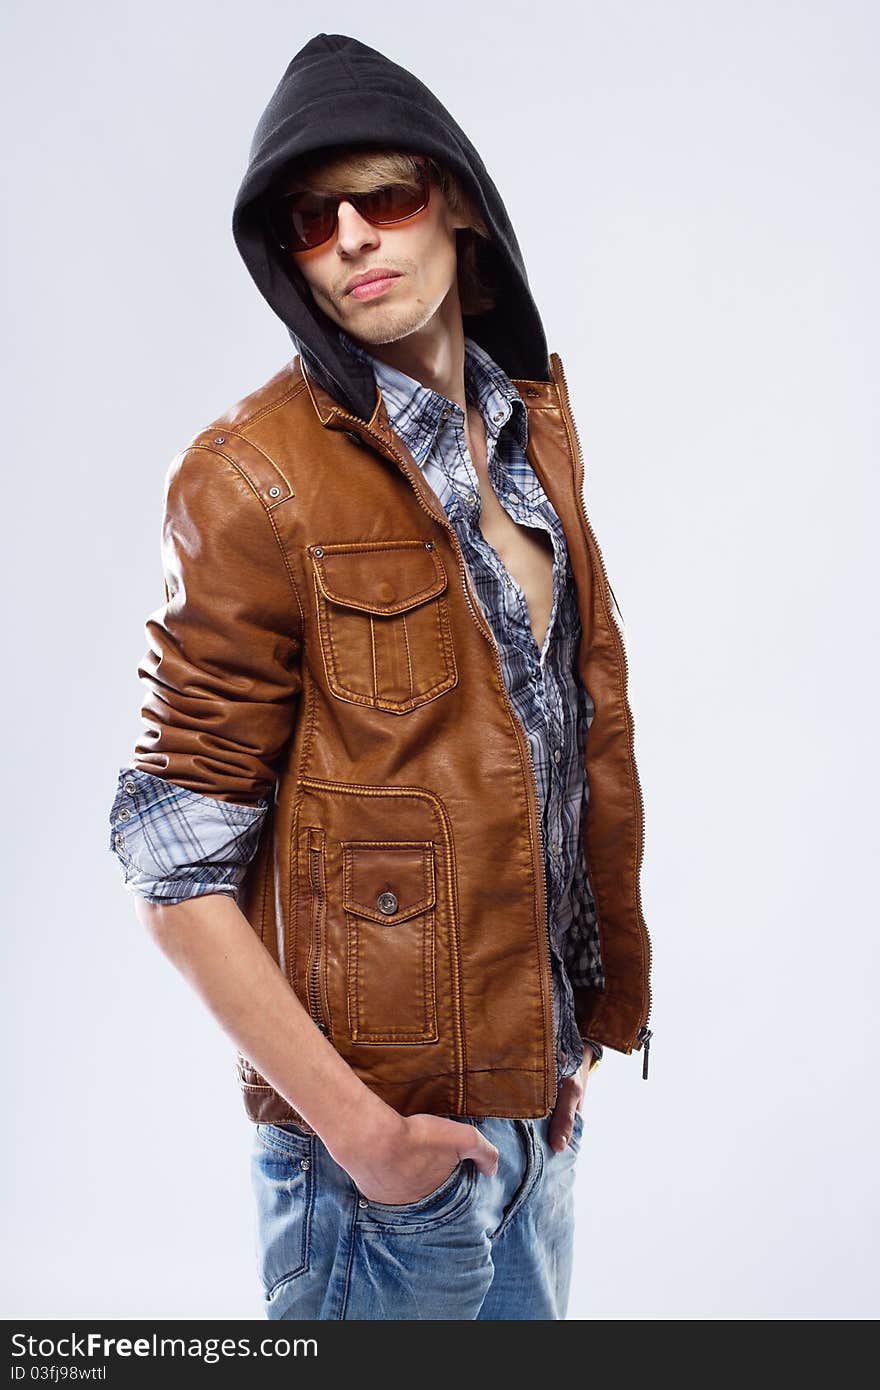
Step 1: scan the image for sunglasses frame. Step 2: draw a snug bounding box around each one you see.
[267,155,433,254]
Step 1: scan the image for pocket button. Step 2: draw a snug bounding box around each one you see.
[377,891,398,915]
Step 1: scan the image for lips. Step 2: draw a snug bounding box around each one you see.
[345,269,402,295]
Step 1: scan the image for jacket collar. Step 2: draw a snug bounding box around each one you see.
[298,343,564,443]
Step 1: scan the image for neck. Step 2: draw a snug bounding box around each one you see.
[352,289,469,413]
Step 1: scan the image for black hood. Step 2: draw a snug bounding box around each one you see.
[231,32,550,421]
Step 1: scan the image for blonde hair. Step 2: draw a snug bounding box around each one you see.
[270,145,497,316]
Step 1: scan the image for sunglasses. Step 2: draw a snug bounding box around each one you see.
[266,156,432,254]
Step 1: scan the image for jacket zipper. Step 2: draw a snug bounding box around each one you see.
[550,352,654,1078]
[306,828,330,1036]
[330,409,558,1114]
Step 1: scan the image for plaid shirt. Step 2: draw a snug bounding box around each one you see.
[109,331,605,1079]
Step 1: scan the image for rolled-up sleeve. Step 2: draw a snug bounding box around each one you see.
[108,442,303,902]
[109,765,268,903]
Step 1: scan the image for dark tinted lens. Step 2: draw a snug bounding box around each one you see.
[356,179,428,225]
[269,191,337,252]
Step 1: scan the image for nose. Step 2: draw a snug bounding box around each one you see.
[335,198,380,255]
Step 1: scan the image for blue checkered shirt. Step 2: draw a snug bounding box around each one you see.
[109,330,605,1079]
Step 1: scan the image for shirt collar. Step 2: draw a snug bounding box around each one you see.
[337,326,528,466]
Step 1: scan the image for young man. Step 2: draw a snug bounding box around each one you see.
[108,33,652,1320]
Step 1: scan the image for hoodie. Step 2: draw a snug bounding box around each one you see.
[231,32,550,422]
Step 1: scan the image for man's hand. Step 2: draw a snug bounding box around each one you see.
[548,1055,595,1153]
[333,1110,500,1206]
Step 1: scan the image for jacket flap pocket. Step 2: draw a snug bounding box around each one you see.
[342,841,436,924]
[312,541,447,615]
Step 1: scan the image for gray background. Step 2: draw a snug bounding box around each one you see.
[2,1,877,1319]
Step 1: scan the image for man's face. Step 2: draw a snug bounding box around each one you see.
[283,162,471,348]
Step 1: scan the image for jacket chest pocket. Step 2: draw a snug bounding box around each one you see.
[310,540,457,713]
[342,840,438,1043]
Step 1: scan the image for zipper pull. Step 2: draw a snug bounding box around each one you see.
[637,1025,652,1080]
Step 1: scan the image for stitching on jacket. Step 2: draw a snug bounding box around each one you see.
[312,568,457,711]
[199,423,298,498]
[401,613,415,702]
[287,670,320,992]
[341,840,436,918]
[301,357,383,429]
[241,1066,545,1088]
[234,376,307,430]
[187,443,308,636]
[341,841,437,1042]
[296,777,466,1101]
[311,537,448,610]
[368,612,378,702]
[301,363,333,425]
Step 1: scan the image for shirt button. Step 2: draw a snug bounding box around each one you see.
[507,491,517,502]
[115,833,124,848]
[493,411,505,423]
[467,493,477,507]
[123,779,136,794]
[116,808,131,822]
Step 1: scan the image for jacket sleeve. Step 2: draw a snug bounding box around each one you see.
[108,443,303,902]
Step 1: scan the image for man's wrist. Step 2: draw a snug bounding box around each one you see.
[320,1089,407,1169]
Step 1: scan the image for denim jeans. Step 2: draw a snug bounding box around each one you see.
[249,1107,584,1320]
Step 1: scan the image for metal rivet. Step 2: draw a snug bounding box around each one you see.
[424,541,433,550]
[116,808,131,822]
[313,546,324,558]
[123,780,136,794]
[268,486,281,498]
[300,1157,310,1170]
[213,435,225,443]
[377,890,398,916]
[358,1197,368,1208]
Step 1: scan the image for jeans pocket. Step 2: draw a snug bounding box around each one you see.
[357,1155,477,1233]
[250,1122,316,1301]
[355,1117,481,1239]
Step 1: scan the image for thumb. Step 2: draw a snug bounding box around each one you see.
[460,1128,500,1177]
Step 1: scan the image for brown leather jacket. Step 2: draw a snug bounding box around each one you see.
[132,348,653,1127]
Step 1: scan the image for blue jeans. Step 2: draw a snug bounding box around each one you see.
[249,1107,583,1320]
